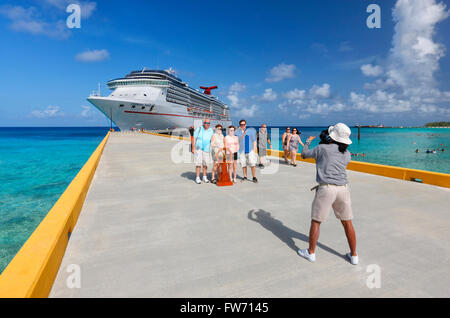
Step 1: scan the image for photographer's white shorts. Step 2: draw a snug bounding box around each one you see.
[311,184,353,222]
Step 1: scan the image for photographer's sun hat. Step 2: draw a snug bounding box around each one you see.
[328,123,352,145]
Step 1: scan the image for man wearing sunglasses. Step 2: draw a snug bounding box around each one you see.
[235,119,258,183]
[192,119,214,184]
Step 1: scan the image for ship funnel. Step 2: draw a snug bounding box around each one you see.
[200,86,218,95]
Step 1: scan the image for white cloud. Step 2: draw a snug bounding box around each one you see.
[233,105,258,118]
[227,82,246,108]
[0,1,96,39]
[279,83,346,115]
[80,105,105,122]
[278,101,288,112]
[351,0,450,115]
[229,82,246,93]
[265,63,296,82]
[0,5,70,38]
[309,83,331,98]
[44,0,97,18]
[350,90,450,115]
[227,94,240,108]
[226,82,259,118]
[350,91,413,113]
[389,0,448,89]
[334,56,379,70]
[0,5,34,20]
[79,1,97,18]
[31,106,64,118]
[75,49,110,62]
[361,64,383,77]
[260,88,277,101]
[305,101,346,114]
[81,105,93,117]
[283,88,306,101]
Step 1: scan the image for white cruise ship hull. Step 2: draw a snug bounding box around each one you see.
[88,96,231,131]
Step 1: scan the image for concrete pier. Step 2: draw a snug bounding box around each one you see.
[50,133,450,297]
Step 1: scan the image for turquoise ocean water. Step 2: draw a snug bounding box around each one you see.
[0,127,108,273]
[261,126,450,174]
[0,126,449,273]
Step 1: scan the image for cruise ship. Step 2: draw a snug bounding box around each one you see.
[87,69,232,131]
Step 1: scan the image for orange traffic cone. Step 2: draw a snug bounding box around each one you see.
[217,148,233,186]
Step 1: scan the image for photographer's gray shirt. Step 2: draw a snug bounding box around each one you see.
[301,141,351,185]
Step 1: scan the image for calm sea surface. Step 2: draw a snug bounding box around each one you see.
[0,127,108,273]
[260,126,449,174]
[0,126,449,273]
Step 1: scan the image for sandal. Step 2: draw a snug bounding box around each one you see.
[211,179,217,184]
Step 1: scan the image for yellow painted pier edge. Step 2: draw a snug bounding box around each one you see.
[142,131,449,188]
[0,132,110,298]
[266,149,450,188]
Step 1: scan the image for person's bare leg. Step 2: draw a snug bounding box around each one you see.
[243,166,247,178]
[196,166,201,178]
[203,165,208,179]
[341,220,357,256]
[308,220,321,254]
[291,151,296,165]
[233,161,237,181]
[251,166,256,178]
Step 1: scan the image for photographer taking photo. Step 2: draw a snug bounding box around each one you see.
[298,123,358,265]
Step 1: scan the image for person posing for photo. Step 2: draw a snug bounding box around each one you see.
[192,119,214,184]
[286,127,304,166]
[210,124,225,184]
[257,123,272,168]
[282,127,291,163]
[235,119,258,183]
[224,125,239,183]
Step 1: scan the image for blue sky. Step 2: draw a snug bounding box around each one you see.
[0,0,449,127]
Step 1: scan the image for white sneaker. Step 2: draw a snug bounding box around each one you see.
[202,176,210,183]
[195,177,201,184]
[346,253,358,265]
[298,249,316,262]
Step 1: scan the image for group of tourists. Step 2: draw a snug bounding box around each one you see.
[191,119,271,184]
[190,120,358,265]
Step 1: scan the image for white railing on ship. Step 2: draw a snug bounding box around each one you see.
[90,91,101,97]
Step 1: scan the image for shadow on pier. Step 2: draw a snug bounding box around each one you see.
[248,209,345,260]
